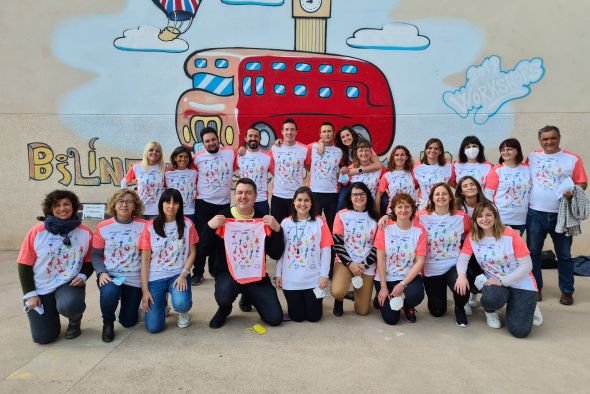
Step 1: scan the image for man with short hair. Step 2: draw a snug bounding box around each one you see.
[526,125,587,305]
[203,178,284,329]
[192,127,236,285]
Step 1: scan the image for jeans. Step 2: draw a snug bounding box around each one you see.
[374,277,424,325]
[26,282,86,344]
[254,200,270,216]
[270,195,292,226]
[283,289,323,322]
[214,272,283,326]
[526,208,574,293]
[423,267,469,317]
[99,281,142,327]
[194,199,229,278]
[144,274,192,333]
[336,184,351,212]
[481,285,537,338]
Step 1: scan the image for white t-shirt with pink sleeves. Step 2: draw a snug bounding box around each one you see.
[236,150,273,202]
[18,223,93,295]
[332,209,377,275]
[484,164,531,225]
[412,162,453,207]
[453,161,492,187]
[275,216,333,290]
[374,219,427,282]
[309,143,342,193]
[349,165,384,199]
[139,218,198,282]
[124,164,164,216]
[461,228,537,291]
[164,168,198,215]
[93,218,147,288]
[193,147,236,205]
[527,149,588,213]
[271,143,310,199]
[377,170,418,214]
[416,210,470,277]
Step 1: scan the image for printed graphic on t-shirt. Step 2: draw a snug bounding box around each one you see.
[221,220,268,283]
[165,170,197,212]
[201,156,231,188]
[471,241,514,277]
[499,169,529,209]
[275,151,305,187]
[341,215,376,263]
[105,228,141,272]
[351,171,381,198]
[42,236,85,284]
[284,221,318,271]
[137,168,164,205]
[532,156,563,191]
[312,148,340,182]
[422,219,461,261]
[152,228,186,271]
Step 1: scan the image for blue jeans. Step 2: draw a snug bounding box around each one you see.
[526,208,574,293]
[99,281,142,327]
[336,184,351,212]
[144,274,192,333]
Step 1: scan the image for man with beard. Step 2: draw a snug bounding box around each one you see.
[191,127,236,285]
[235,126,274,215]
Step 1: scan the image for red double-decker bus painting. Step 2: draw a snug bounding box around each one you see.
[176,48,395,155]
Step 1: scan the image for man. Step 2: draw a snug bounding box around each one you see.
[526,125,587,305]
[192,127,236,285]
[270,118,310,225]
[203,178,284,328]
[235,126,274,215]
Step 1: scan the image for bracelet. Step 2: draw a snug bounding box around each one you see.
[400,280,407,288]
[181,269,190,275]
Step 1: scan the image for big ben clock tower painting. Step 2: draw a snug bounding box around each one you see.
[293,0,332,53]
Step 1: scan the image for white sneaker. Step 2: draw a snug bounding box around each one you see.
[464,303,473,316]
[469,293,480,308]
[533,305,543,327]
[165,305,171,317]
[485,312,501,329]
[177,312,191,328]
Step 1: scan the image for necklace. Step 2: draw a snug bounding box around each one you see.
[293,218,309,255]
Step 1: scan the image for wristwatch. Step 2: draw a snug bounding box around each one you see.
[358,166,363,173]
[400,280,407,288]
[181,269,190,275]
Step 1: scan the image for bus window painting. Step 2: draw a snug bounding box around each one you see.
[176,48,396,155]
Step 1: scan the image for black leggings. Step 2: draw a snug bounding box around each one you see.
[374,276,424,325]
[466,255,483,295]
[194,199,229,277]
[423,267,469,317]
[283,289,323,322]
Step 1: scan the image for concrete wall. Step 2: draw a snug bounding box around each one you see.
[2,0,589,252]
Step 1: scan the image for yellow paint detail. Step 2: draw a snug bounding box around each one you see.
[183,125,191,143]
[225,126,234,145]
[7,370,32,379]
[190,116,222,140]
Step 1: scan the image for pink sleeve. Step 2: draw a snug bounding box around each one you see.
[510,230,530,258]
[460,234,474,256]
[485,166,499,192]
[92,222,106,248]
[377,174,388,192]
[138,226,152,250]
[188,221,199,244]
[304,146,312,168]
[573,156,588,184]
[449,162,457,186]
[268,155,275,174]
[17,226,40,266]
[416,226,427,256]
[319,218,334,247]
[125,165,137,183]
[233,154,240,171]
[373,227,385,250]
[82,230,93,262]
[332,212,344,235]
[463,212,471,233]
[215,226,225,238]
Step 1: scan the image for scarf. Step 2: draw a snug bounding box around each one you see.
[45,215,82,246]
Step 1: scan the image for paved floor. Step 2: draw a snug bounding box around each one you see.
[1,250,589,393]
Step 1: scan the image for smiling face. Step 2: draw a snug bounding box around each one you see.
[500,145,518,163]
[147,145,162,165]
[394,200,413,221]
[235,182,256,212]
[246,128,261,150]
[203,132,220,154]
[425,142,442,163]
[174,151,190,170]
[319,124,334,144]
[432,185,451,211]
[539,130,561,154]
[476,207,496,232]
[115,192,135,221]
[356,146,371,165]
[52,198,74,220]
[282,122,297,144]
[350,187,367,212]
[393,148,408,170]
[294,192,312,218]
[460,178,479,198]
[339,129,354,147]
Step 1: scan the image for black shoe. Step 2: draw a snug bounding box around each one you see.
[537,289,542,302]
[344,291,355,301]
[239,294,253,312]
[209,305,232,329]
[65,315,82,339]
[102,320,115,343]
[333,300,344,317]
[373,295,380,310]
[191,274,204,286]
[454,306,469,328]
[402,306,416,323]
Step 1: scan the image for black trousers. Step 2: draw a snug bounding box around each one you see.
[283,288,323,322]
[423,267,469,317]
[374,276,424,325]
[194,199,229,277]
[270,195,292,225]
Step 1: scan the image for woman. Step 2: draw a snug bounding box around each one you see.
[484,138,531,234]
[139,188,197,333]
[18,190,93,344]
[413,138,454,210]
[122,141,165,219]
[331,182,378,317]
[275,187,332,322]
[416,183,471,327]
[348,139,384,200]
[92,189,146,342]
[165,146,198,224]
[455,202,542,337]
[374,193,426,325]
[453,136,493,187]
[376,145,418,216]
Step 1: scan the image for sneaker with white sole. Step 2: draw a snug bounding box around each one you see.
[533,305,543,327]
[454,306,469,328]
[468,293,480,308]
[177,312,191,328]
[464,303,473,316]
[485,312,501,329]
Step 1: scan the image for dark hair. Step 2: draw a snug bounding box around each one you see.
[389,192,417,221]
[426,182,457,215]
[352,138,372,167]
[200,126,218,141]
[39,190,81,220]
[282,118,297,129]
[335,126,360,166]
[498,138,524,164]
[170,146,194,169]
[455,176,489,212]
[345,182,378,221]
[420,138,446,166]
[235,177,257,194]
[290,186,318,222]
[458,136,486,163]
[320,121,334,130]
[538,125,560,139]
[153,189,185,239]
[386,145,413,172]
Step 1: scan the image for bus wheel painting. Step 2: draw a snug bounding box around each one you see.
[176,48,395,155]
[352,124,371,143]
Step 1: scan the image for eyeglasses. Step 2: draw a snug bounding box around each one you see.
[351,192,367,198]
[116,200,135,205]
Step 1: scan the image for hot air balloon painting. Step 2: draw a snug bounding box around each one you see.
[152,0,201,41]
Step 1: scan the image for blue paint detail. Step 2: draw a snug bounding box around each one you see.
[242,77,252,96]
[347,43,430,51]
[274,84,285,95]
[295,63,311,72]
[215,59,229,68]
[193,73,234,96]
[221,0,284,6]
[319,64,333,74]
[255,76,264,95]
[194,58,208,68]
[341,65,357,74]
[294,85,307,96]
[318,87,331,98]
[272,62,286,70]
[245,61,262,71]
[346,86,359,98]
[113,45,187,54]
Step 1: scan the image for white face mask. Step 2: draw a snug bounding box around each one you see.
[464,147,480,160]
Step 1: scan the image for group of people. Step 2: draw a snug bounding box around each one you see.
[18,120,587,344]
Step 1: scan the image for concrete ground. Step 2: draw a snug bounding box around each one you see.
[1,250,589,393]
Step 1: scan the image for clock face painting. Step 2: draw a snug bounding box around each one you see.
[300,0,322,13]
